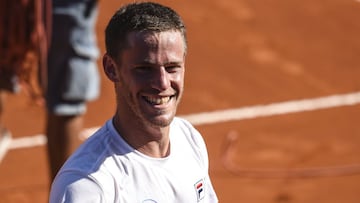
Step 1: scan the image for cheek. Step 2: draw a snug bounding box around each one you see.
[118,69,136,87]
[174,71,185,89]
[119,72,149,96]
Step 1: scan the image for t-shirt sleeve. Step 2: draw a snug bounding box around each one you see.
[49,172,105,203]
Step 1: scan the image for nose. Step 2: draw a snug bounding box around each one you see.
[152,67,170,91]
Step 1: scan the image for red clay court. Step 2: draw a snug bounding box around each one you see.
[1,0,360,202]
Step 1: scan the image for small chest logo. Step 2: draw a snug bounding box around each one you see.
[194,179,205,202]
[142,199,157,203]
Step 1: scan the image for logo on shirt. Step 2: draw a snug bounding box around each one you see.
[142,199,157,203]
[194,179,205,202]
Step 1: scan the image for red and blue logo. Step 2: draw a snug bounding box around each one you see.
[194,179,205,201]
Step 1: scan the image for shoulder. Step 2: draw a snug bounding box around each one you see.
[50,171,105,202]
[171,117,208,153]
[49,119,131,202]
[58,119,127,175]
[172,117,201,139]
[172,117,198,133]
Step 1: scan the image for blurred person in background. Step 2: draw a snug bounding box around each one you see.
[0,0,50,155]
[46,0,100,181]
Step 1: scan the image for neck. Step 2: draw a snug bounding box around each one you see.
[112,114,171,158]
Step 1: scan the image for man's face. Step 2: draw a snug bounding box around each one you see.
[114,31,185,127]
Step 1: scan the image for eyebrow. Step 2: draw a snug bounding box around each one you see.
[133,60,184,67]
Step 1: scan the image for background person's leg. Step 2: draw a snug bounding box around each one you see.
[46,113,83,180]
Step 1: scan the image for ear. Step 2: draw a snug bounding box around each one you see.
[103,54,120,82]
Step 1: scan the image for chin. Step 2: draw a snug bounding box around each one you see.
[148,114,174,127]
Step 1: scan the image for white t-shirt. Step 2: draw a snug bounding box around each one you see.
[50,117,218,203]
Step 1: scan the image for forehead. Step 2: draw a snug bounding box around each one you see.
[125,31,185,51]
[118,31,186,65]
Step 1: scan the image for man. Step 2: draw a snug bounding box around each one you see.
[46,0,100,181]
[50,2,218,202]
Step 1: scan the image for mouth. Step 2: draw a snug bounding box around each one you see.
[143,95,175,106]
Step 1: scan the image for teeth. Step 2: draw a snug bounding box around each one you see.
[145,96,171,105]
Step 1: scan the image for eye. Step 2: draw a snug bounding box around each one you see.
[165,65,181,73]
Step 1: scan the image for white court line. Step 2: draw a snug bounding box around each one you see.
[1,91,360,162]
[182,91,360,125]
[0,132,12,161]
[9,134,47,150]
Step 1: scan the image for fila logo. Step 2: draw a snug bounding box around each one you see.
[194,178,205,202]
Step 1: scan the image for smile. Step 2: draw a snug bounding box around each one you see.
[143,96,174,105]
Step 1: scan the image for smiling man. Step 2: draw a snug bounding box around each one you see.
[49,2,218,203]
